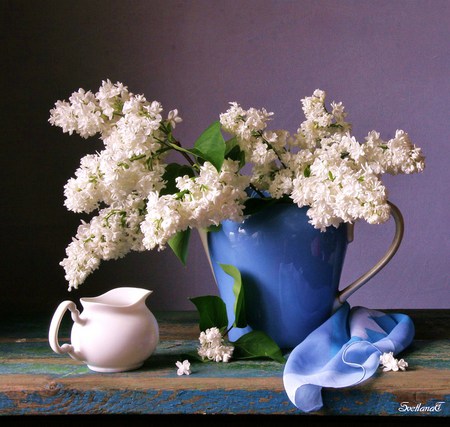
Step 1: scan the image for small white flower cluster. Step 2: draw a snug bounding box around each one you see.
[379,351,408,372]
[59,195,147,287]
[220,89,425,230]
[175,359,191,376]
[50,82,425,289]
[198,327,234,363]
[141,159,249,251]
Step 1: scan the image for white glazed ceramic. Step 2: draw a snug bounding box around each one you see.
[48,287,159,372]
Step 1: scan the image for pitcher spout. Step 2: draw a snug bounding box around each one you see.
[81,287,152,309]
[129,287,153,307]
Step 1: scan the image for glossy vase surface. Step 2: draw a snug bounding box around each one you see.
[207,203,349,349]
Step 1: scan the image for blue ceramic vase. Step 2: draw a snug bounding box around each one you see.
[205,201,403,349]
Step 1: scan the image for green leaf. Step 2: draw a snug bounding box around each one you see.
[206,224,222,233]
[303,164,311,177]
[189,295,228,332]
[193,121,226,172]
[168,228,191,265]
[160,163,195,196]
[219,264,247,328]
[232,331,286,363]
[225,137,245,168]
[224,136,238,155]
[226,147,246,168]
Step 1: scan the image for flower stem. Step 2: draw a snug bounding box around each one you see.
[169,139,196,167]
[254,130,287,168]
[223,324,234,338]
[156,136,196,168]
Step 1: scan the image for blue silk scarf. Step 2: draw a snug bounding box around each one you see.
[283,302,415,412]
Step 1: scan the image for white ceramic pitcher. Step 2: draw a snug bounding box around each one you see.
[49,287,159,372]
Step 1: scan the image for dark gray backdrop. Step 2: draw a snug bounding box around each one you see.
[2,0,449,320]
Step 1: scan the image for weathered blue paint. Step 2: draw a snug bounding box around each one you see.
[1,388,449,416]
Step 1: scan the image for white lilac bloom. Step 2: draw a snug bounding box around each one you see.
[140,192,185,251]
[95,79,130,120]
[219,102,275,167]
[63,146,167,215]
[60,195,147,290]
[48,100,79,136]
[379,352,408,372]
[115,98,163,157]
[175,360,191,376]
[49,88,105,138]
[141,159,249,250]
[177,159,250,227]
[63,154,105,214]
[267,168,295,198]
[396,358,409,371]
[51,83,425,289]
[382,130,425,175]
[198,327,234,363]
[99,150,167,203]
[199,327,223,348]
[297,89,349,149]
[167,109,183,129]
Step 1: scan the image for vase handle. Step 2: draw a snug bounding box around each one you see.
[333,201,404,311]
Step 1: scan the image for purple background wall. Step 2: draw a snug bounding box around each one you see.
[2,0,449,318]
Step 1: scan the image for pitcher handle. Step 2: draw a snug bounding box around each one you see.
[333,201,404,311]
[48,300,84,361]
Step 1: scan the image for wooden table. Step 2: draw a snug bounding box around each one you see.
[0,310,448,419]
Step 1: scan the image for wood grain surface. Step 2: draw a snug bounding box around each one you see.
[0,311,448,416]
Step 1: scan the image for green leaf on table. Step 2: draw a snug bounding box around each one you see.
[232,330,286,363]
[219,264,247,328]
[168,228,191,265]
[192,121,226,172]
[160,163,195,196]
[189,295,228,332]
